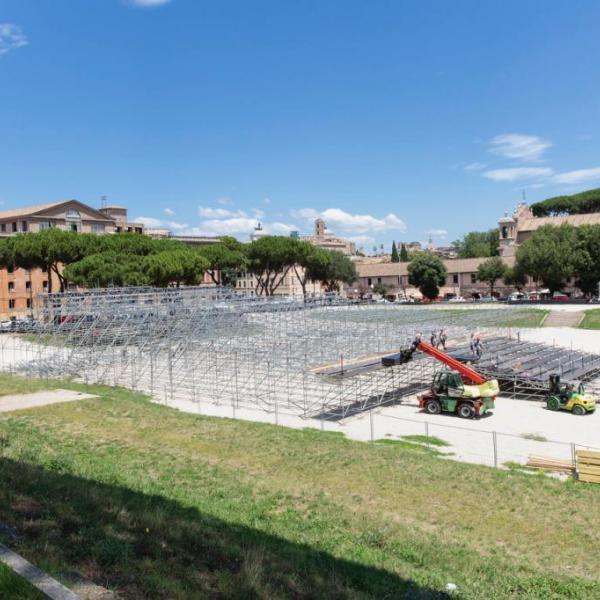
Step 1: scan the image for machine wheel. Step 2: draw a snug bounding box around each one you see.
[457,403,475,419]
[572,404,586,416]
[425,399,442,415]
[547,396,560,411]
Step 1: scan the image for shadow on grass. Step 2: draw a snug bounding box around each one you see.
[0,457,450,599]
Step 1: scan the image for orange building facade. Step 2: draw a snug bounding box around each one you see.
[0,199,145,321]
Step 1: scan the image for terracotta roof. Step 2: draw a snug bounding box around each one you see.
[0,201,66,220]
[356,255,515,277]
[0,199,115,222]
[518,213,600,231]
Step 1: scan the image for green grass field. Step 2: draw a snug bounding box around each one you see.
[0,562,44,599]
[0,375,599,599]
[579,308,600,330]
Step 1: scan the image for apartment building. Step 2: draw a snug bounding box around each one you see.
[0,199,145,320]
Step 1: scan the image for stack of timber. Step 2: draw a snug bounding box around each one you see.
[526,455,574,473]
[576,450,600,484]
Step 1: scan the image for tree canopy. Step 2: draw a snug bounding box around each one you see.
[407,253,447,300]
[313,250,357,293]
[452,229,499,258]
[476,256,507,295]
[530,187,600,217]
[197,238,247,286]
[0,229,360,296]
[399,243,409,262]
[503,264,528,292]
[390,241,399,263]
[515,224,580,293]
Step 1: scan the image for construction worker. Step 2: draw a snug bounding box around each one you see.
[439,328,447,351]
[430,330,438,348]
[411,332,422,351]
[474,334,483,358]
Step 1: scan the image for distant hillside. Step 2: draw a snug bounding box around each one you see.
[531,188,600,217]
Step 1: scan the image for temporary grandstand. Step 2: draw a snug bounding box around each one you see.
[2,287,600,419]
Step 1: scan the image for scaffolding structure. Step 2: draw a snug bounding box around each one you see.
[2,287,600,419]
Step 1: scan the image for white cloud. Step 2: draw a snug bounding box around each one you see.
[488,133,552,162]
[163,208,175,216]
[127,0,173,6]
[192,217,296,237]
[135,216,164,227]
[166,221,188,230]
[198,206,246,219]
[0,24,27,57]
[483,167,554,182]
[263,197,271,205]
[427,229,448,238]
[216,196,232,205]
[518,183,546,190]
[553,167,600,185]
[292,207,406,234]
[348,235,375,247]
[464,162,487,172]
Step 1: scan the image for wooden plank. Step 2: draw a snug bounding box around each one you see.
[578,465,600,476]
[576,450,600,460]
[578,459,600,469]
[579,473,600,484]
[577,457,600,467]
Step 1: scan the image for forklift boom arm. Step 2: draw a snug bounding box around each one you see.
[416,341,486,385]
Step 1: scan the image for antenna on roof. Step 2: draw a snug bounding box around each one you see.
[101,195,107,209]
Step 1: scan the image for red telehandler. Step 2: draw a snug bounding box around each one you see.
[382,340,499,419]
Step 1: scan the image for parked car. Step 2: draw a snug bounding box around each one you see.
[0,320,14,331]
[447,296,466,303]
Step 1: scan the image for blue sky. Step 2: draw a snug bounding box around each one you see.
[1,0,600,252]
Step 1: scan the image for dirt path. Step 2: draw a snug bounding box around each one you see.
[0,390,96,413]
[542,310,584,328]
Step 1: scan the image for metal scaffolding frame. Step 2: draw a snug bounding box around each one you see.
[2,287,600,419]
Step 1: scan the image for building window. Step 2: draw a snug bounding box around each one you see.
[26,298,32,309]
[452,274,459,284]
[42,280,48,290]
[8,299,15,310]
[135,227,143,234]
[21,221,28,232]
[377,277,382,284]
[65,208,81,232]
[471,273,477,284]
[0,223,5,232]
[39,221,54,229]
[8,282,15,292]
[26,281,31,290]
[367,278,372,286]
[91,223,105,234]
[12,222,17,232]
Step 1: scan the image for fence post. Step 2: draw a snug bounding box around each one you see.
[492,431,498,468]
[370,409,374,441]
[320,404,325,431]
[571,443,576,475]
[274,396,279,425]
[150,353,154,396]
